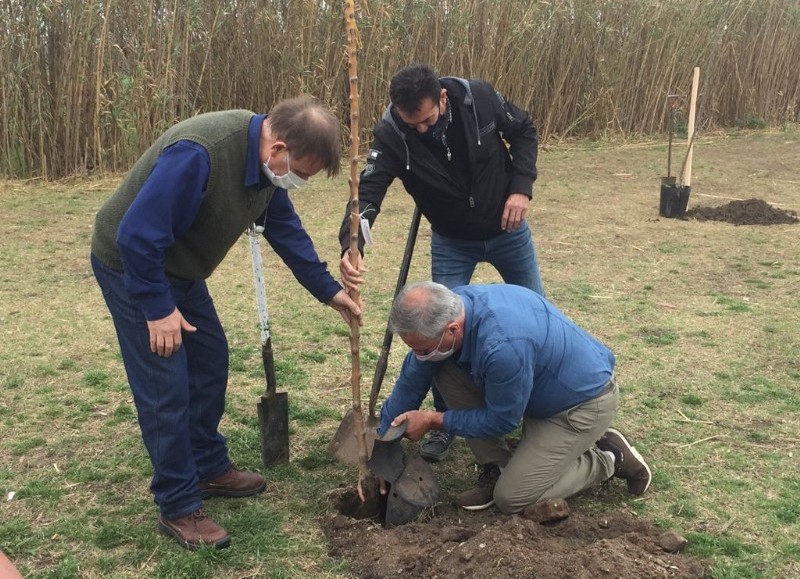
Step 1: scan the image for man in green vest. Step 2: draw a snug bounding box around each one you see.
[91,96,361,550]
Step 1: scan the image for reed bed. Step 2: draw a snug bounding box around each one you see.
[1,0,799,178]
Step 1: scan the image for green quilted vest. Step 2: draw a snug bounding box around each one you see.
[91,110,274,280]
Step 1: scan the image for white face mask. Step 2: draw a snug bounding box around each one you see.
[262,153,308,190]
[414,329,455,362]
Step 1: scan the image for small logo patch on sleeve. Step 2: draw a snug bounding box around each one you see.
[368,149,381,159]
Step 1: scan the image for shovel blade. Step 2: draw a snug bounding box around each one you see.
[659,182,690,218]
[327,410,377,465]
[258,392,289,466]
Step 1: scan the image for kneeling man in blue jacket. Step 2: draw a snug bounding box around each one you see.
[380,282,652,513]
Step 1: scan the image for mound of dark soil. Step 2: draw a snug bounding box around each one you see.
[686,198,797,225]
[328,500,706,578]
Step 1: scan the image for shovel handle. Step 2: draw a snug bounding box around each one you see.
[248,225,277,397]
[368,207,421,418]
[262,338,278,396]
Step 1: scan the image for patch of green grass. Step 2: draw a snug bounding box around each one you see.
[9,436,47,455]
[746,430,770,443]
[639,327,679,345]
[680,394,704,406]
[82,369,112,390]
[727,376,796,405]
[669,500,698,519]
[4,374,24,388]
[743,278,771,290]
[228,345,255,373]
[111,403,136,423]
[686,531,761,558]
[655,242,689,255]
[770,478,800,524]
[711,294,753,313]
[33,364,58,377]
[297,440,335,470]
[290,404,339,425]
[57,358,77,370]
[300,350,328,363]
[708,561,765,579]
[274,359,310,388]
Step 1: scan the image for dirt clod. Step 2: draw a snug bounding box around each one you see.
[658,530,689,553]
[522,498,571,523]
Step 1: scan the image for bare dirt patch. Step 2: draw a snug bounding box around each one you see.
[685,198,798,225]
[328,497,706,578]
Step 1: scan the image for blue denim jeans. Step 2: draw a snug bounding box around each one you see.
[428,221,544,411]
[430,221,544,295]
[91,254,231,519]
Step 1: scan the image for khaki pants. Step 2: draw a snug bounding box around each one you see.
[434,361,618,514]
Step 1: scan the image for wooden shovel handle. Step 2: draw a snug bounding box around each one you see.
[368,207,421,418]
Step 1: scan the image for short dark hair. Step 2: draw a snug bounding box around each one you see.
[389,64,441,114]
[268,96,341,176]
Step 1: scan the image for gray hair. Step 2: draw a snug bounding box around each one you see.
[389,281,464,339]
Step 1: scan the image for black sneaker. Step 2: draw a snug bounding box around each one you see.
[597,428,652,495]
[419,431,455,463]
[454,463,501,511]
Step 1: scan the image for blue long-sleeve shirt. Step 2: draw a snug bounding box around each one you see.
[116,114,341,320]
[379,285,616,438]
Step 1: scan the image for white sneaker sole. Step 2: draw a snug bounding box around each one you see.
[606,428,653,495]
[458,499,495,511]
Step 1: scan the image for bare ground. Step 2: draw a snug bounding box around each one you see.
[328,494,706,578]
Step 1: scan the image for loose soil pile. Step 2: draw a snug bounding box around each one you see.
[328,494,707,578]
[685,198,797,225]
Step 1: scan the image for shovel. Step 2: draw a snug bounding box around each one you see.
[248,225,290,466]
[660,67,700,219]
[327,206,422,465]
[659,94,685,218]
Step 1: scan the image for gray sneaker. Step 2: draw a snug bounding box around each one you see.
[419,430,455,463]
[455,463,501,511]
[596,428,652,496]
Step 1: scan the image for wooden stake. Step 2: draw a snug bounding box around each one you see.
[683,67,700,187]
[343,0,370,481]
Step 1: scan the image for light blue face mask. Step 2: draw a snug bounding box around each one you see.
[414,329,455,362]
[262,153,308,190]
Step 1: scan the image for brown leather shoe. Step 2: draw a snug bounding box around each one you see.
[454,463,501,511]
[199,465,266,498]
[158,509,230,550]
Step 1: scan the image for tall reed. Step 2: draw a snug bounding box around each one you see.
[1,0,799,178]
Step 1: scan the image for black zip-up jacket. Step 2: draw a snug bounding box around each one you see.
[339,77,538,253]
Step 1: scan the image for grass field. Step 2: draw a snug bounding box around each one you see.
[1,127,799,578]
